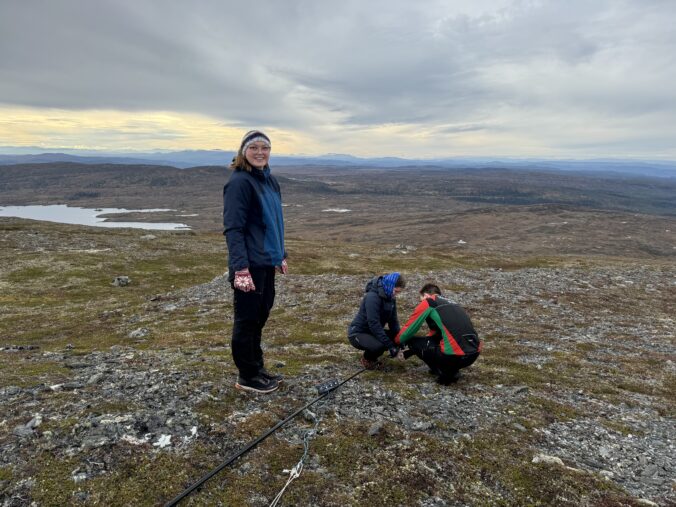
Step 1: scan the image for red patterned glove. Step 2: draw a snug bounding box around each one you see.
[277,258,288,275]
[234,268,255,292]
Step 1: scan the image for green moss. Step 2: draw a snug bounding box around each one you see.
[0,358,73,388]
[0,466,13,482]
[195,397,240,422]
[88,400,139,415]
[40,416,80,435]
[5,265,50,282]
[600,419,641,437]
[614,379,657,396]
[525,396,583,424]
[477,353,554,388]
[270,318,343,346]
[455,427,629,505]
[30,455,82,505]
[78,449,211,506]
[503,462,621,505]
[575,342,597,352]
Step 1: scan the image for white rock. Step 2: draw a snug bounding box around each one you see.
[27,415,43,429]
[121,434,151,445]
[532,454,564,466]
[153,434,172,448]
[72,472,88,483]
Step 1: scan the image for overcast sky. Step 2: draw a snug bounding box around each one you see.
[1,0,675,158]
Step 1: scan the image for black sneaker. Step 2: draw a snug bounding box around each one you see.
[235,375,279,393]
[360,355,383,371]
[259,367,283,383]
[437,370,462,385]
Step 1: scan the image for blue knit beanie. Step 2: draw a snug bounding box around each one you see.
[381,272,400,298]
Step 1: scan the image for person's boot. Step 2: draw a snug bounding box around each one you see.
[360,354,382,371]
[436,370,462,385]
[235,374,279,393]
[259,367,283,383]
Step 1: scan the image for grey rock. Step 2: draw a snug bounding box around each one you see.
[61,382,84,391]
[65,361,92,369]
[419,496,448,506]
[368,422,384,436]
[302,410,317,423]
[26,415,42,429]
[411,421,434,431]
[13,425,34,438]
[87,373,105,385]
[112,276,131,287]
[73,491,90,502]
[128,328,150,339]
[3,385,22,396]
[80,435,111,449]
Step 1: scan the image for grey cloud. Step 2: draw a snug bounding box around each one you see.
[1,0,675,155]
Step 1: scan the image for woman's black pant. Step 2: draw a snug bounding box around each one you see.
[348,328,398,360]
[405,336,479,377]
[231,266,276,379]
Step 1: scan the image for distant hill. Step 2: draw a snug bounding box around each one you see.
[0,153,178,167]
[0,149,675,177]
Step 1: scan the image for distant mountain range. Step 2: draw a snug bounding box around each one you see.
[1,147,675,177]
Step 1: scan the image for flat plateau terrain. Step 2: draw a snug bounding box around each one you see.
[0,163,674,506]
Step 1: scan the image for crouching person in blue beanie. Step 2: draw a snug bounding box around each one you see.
[347,272,406,369]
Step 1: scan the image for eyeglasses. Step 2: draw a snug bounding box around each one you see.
[247,145,271,153]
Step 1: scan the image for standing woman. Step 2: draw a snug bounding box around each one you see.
[223,130,287,393]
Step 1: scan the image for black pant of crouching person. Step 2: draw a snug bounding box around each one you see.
[348,327,399,364]
[404,336,479,384]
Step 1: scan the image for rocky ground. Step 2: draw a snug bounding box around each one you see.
[1,215,674,506]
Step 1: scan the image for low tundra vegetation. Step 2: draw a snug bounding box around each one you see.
[1,218,673,506]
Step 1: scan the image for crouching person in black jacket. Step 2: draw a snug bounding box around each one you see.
[396,283,482,384]
[347,273,406,369]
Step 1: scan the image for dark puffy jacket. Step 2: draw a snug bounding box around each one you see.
[348,276,401,349]
[223,167,286,280]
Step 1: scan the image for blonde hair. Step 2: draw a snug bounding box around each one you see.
[229,150,255,172]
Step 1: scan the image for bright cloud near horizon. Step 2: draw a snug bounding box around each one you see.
[1,0,675,159]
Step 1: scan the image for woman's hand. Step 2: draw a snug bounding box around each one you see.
[234,268,256,292]
[276,258,288,275]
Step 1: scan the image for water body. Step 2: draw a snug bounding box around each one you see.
[0,204,191,230]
